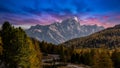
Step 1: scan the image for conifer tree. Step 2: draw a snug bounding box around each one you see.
[1,22,41,68]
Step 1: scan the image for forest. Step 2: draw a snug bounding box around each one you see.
[0,22,120,68]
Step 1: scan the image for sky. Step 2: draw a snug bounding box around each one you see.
[0,0,120,29]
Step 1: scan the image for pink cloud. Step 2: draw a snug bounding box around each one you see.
[0,13,119,29]
[80,17,116,28]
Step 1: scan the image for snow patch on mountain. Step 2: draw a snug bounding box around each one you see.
[26,17,104,44]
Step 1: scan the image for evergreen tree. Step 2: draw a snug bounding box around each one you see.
[1,22,41,68]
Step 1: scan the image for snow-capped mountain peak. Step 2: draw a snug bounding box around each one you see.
[26,18,104,44]
[73,16,79,22]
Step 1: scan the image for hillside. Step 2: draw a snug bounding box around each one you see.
[62,24,120,48]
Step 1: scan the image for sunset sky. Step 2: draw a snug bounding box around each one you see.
[0,0,120,29]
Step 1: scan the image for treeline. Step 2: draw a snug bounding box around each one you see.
[57,47,120,68]
[0,22,42,68]
[70,48,120,68]
[38,40,120,68]
[61,48,120,68]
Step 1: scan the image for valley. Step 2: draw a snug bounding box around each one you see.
[1,0,120,68]
[0,22,119,68]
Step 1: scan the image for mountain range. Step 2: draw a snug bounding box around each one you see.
[26,17,104,44]
[62,24,120,48]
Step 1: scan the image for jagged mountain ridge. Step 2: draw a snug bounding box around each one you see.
[62,24,120,48]
[26,17,104,44]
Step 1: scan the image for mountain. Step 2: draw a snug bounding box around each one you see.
[26,17,104,44]
[62,24,120,48]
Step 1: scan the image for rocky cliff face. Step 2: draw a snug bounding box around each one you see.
[26,17,104,44]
